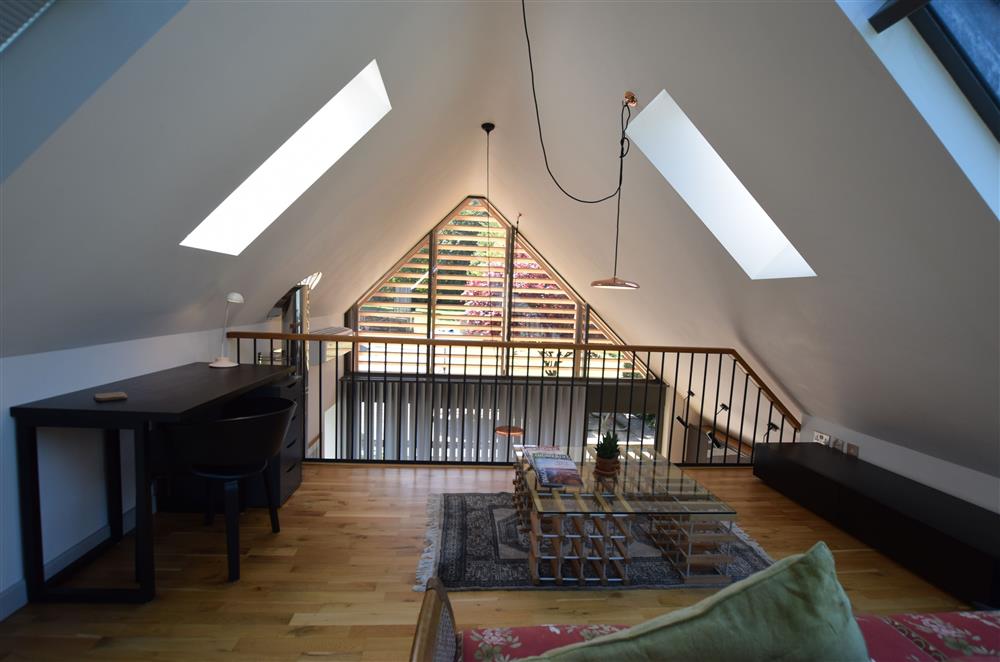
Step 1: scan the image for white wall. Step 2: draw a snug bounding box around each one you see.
[802,416,1000,514]
[0,321,274,620]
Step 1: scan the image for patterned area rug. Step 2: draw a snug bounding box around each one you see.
[414,492,773,591]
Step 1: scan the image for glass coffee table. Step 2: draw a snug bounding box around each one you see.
[513,445,738,586]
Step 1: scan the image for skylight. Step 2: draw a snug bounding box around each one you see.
[627,90,816,280]
[928,0,1000,112]
[837,0,999,220]
[180,60,391,256]
[299,271,323,290]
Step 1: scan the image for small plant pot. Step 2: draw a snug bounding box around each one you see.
[594,456,620,477]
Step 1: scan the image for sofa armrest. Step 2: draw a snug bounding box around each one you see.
[411,578,459,662]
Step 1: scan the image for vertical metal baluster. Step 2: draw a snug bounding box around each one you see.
[236,337,241,364]
[270,339,274,365]
[520,346,529,443]
[750,387,762,463]
[344,360,358,460]
[737,371,749,465]
[610,350,622,449]
[551,345,561,450]
[684,353,695,460]
[537,346,545,445]
[395,344,403,462]
[429,342,438,462]
[710,353,722,464]
[445,344,453,463]
[476,346,484,462]
[460,346,469,462]
[566,348,576,456]
[695,354,709,465]
[491,346,501,463]
[377,342,384,461]
[596,346,608,454]
[317,341,323,459]
[655,352,669,460]
[637,351,653,476]
[580,346,592,463]
[778,412,785,444]
[335,343,341,459]
[253,339,258,365]
[723,356,736,465]
[666,353,680,461]
[411,345,418,460]
[507,342,516,462]
[623,350,637,474]
[366,369,373,461]
[766,402,775,446]
[792,427,798,443]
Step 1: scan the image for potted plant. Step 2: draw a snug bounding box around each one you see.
[594,431,621,477]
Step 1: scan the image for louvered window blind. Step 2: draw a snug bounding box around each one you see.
[351,196,646,378]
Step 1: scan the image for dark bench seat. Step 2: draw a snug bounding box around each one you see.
[753,443,1000,607]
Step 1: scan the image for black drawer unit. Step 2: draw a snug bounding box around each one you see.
[156,375,306,512]
[243,375,304,507]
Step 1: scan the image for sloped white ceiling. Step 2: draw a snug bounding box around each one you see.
[1,1,996,476]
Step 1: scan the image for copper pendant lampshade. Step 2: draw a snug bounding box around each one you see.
[591,276,639,290]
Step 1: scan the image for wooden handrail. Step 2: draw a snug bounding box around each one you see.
[227,330,801,430]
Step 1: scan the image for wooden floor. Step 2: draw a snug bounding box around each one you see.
[0,464,966,661]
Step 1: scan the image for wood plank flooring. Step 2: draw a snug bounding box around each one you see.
[0,464,966,661]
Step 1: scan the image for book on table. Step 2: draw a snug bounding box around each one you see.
[524,447,583,488]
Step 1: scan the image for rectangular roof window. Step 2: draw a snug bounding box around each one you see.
[180,59,391,256]
[628,89,816,280]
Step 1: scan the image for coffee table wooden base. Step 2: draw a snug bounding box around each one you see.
[529,510,633,586]
[647,514,737,585]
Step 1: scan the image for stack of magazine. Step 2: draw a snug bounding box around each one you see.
[524,446,583,488]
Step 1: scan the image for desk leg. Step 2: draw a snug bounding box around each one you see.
[15,423,44,602]
[133,424,155,600]
[103,430,123,543]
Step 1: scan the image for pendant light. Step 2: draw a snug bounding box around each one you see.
[482,122,497,327]
[591,91,639,290]
[521,0,638,290]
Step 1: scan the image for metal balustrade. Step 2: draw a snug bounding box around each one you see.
[229,332,800,467]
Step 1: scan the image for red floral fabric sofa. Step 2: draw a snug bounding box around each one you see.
[459,611,1000,661]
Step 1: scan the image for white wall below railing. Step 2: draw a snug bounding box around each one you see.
[0,321,275,621]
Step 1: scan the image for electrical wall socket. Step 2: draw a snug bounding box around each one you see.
[813,431,831,445]
[831,438,845,452]
[845,443,860,458]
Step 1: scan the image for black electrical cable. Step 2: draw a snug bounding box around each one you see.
[521,0,631,206]
[613,103,631,277]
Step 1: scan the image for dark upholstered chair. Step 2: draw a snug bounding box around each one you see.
[165,396,295,581]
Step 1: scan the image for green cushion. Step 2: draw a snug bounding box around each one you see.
[522,541,868,662]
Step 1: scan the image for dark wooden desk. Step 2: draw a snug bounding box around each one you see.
[10,362,292,603]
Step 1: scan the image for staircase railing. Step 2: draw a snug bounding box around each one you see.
[227,331,800,467]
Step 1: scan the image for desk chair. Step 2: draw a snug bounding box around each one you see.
[166,396,295,581]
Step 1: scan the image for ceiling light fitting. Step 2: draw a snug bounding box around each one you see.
[592,92,639,290]
[482,122,498,322]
